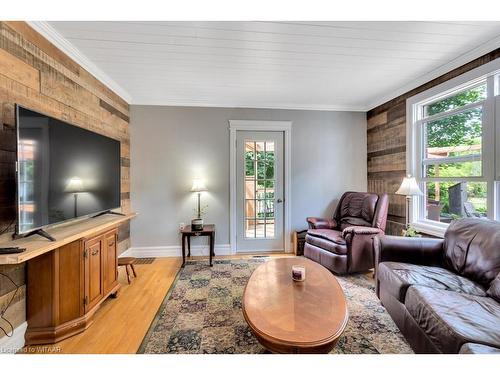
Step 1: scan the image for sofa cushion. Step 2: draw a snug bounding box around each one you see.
[444,219,500,287]
[487,273,500,303]
[459,343,500,354]
[307,229,345,244]
[305,230,347,255]
[378,262,486,302]
[405,286,500,353]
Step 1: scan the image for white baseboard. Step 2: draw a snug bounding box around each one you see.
[0,321,27,354]
[120,244,232,258]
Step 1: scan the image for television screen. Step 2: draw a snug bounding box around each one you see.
[16,105,121,234]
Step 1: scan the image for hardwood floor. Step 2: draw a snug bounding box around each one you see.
[25,253,292,354]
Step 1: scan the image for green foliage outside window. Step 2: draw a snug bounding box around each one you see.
[425,86,484,150]
[424,85,487,216]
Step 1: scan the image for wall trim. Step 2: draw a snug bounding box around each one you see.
[367,36,500,111]
[27,21,133,103]
[0,321,27,354]
[120,244,232,258]
[229,120,292,254]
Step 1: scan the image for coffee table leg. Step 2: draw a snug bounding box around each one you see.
[181,234,186,267]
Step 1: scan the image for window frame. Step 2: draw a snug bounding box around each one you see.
[406,58,500,237]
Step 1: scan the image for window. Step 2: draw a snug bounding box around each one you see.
[407,60,500,237]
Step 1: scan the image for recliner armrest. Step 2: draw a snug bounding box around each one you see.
[374,235,444,267]
[342,226,382,238]
[306,217,337,230]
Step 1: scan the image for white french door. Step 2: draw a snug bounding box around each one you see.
[236,131,284,252]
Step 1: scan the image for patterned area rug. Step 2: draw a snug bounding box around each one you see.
[138,258,413,354]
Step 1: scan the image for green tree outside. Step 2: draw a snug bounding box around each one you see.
[424,85,487,215]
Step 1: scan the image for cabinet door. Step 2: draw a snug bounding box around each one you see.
[58,241,85,323]
[103,230,118,293]
[84,237,104,312]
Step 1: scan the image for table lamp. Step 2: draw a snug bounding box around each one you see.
[191,178,207,231]
[396,175,423,229]
[66,177,84,218]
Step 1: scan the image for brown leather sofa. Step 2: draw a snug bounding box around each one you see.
[375,218,500,354]
[304,191,388,274]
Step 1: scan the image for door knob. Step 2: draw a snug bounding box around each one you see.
[277,199,283,203]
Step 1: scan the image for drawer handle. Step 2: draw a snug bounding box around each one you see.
[91,249,99,256]
[108,241,115,247]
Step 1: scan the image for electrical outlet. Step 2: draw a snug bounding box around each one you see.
[179,222,185,230]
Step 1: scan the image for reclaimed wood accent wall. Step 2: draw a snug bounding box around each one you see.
[0,21,130,339]
[367,48,500,235]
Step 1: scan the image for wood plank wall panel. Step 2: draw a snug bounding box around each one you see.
[367,48,500,235]
[0,21,130,339]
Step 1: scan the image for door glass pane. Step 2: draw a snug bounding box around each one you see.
[245,142,255,177]
[266,220,275,237]
[265,188,275,200]
[257,161,266,180]
[245,180,255,199]
[424,181,487,222]
[246,219,256,238]
[244,140,276,238]
[245,199,255,219]
[255,142,265,157]
[256,199,266,218]
[256,179,266,190]
[265,200,274,219]
[255,220,265,238]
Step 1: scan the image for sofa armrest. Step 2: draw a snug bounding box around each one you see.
[374,235,444,268]
[306,217,337,230]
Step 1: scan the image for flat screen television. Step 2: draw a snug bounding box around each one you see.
[15,105,121,236]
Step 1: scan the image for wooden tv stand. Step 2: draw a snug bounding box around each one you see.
[0,213,136,345]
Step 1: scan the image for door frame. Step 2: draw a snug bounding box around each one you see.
[229,120,292,254]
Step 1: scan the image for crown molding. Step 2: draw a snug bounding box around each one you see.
[365,34,500,111]
[130,99,367,112]
[27,21,133,104]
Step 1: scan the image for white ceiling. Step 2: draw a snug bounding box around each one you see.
[39,21,500,111]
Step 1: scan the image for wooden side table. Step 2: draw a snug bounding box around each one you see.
[180,224,216,267]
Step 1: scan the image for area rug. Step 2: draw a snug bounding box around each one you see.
[138,258,413,354]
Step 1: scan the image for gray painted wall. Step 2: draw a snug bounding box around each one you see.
[130,106,367,248]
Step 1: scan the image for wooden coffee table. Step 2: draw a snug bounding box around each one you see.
[242,257,348,353]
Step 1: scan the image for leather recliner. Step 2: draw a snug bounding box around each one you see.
[374,218,500,354]
[304,191,389,274]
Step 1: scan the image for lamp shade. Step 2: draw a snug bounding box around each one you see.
[191,178,207,192]
[66,177,84,193]
[395,175,423,196]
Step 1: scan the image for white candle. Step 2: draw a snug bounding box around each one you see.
[292,265,306,282]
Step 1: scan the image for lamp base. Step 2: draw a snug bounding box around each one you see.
[191,218,204,231]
